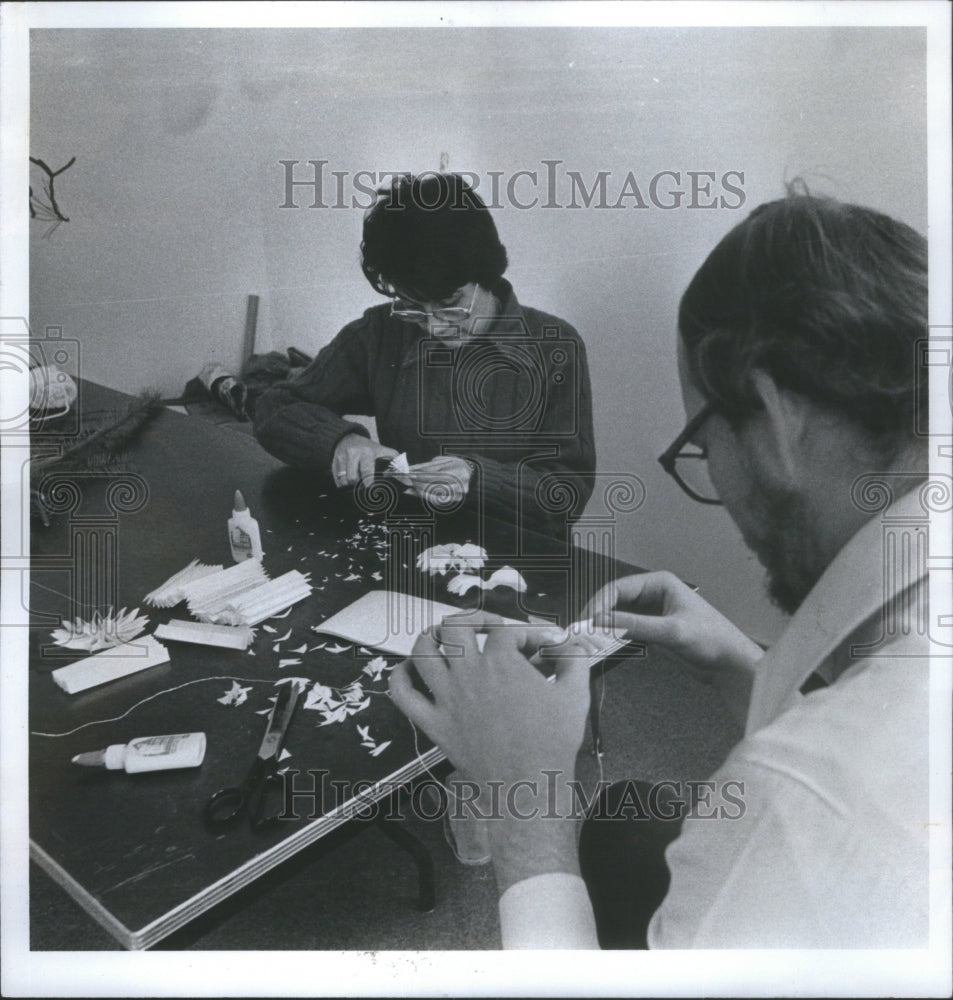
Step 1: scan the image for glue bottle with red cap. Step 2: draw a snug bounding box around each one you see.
[228,489,264,562]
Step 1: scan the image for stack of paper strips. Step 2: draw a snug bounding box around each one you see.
[51,635,171,695]
[214,570,312,626]
[143,559,224,608]
[153,620,256,650]
[182,560,270,621]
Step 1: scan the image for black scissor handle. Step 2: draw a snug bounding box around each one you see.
[205,756,283,829]
[205,783,246,826]
[248,770,286,830]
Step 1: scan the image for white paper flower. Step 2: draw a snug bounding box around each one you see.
[416,544,456,575]
[446,573,485,596]
[450,543,487,573]
[485,566,528,593]
[50,607,149,651]
[416,542,488,576]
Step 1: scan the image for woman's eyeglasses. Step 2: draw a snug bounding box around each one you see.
[390,285,478,324]
[658,400,723,505]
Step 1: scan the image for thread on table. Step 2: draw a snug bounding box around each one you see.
[31,675,281,738]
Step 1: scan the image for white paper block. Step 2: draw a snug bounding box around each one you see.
[51,636,170,695]
[154,620,255,650]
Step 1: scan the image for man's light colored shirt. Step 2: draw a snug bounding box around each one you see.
[500,488,932,948]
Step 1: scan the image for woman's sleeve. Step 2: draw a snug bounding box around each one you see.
[253,319,376,471]
[462,333,597,528]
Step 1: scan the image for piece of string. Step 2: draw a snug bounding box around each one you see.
[32,663,394,739]
[595,668,607,786]
[408,717,484,865]
[31,675,290,738]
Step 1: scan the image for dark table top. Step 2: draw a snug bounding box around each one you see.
[28,382,644,949]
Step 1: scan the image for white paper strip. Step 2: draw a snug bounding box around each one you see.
[181,559,268,605]
[224,571,313,626]
[51,635,170,695]
[143,559,224,607]
[154,620,255,650]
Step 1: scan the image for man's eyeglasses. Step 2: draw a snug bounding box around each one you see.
[658,400,723,505]
[390,285,477,324]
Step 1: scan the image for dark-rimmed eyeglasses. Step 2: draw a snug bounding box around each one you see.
[658,400,723,505]
[390,285,478,324]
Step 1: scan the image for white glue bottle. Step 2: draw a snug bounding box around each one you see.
[228,489,264,562]
[71,733,207,772]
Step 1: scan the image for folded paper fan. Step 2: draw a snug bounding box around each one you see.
[50,607,150,652]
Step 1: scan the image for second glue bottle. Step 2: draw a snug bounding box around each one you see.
[228,489,264,562]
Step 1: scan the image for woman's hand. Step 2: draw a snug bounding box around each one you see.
[331,434,399,488]
[405,455,473,508]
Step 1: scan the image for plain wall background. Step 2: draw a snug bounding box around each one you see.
[29,27,927,644]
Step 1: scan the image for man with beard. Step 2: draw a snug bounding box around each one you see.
[389,192,935,948]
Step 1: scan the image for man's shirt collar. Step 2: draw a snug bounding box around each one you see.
[746,485,930,734]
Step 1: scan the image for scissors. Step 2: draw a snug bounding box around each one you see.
[205,683,300,829]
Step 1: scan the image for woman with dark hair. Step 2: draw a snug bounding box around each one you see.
[254,173,596,529]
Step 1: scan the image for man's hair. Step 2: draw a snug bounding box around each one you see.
[678,189,928,456]
[361,173,508,301]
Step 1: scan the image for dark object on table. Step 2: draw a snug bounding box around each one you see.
[205,684,300,830]
[30,388,164,526]
[239,349,311,418]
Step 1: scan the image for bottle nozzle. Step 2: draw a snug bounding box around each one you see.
[233,490,246,512]
[71,749,107,767]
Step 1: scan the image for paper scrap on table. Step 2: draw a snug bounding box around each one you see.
[217,680,252,706]
[356,723,391,756]
[51,635,170,695]
[361,656,391,681]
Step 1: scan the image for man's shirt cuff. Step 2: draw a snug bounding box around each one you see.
[498,873,600,949]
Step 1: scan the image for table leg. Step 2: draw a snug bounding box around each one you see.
[375,812,436,914]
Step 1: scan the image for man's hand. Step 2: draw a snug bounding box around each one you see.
[405,455,473,508]
[388,611,591,890]
[331,434,398,488]
[583,571,763,722]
